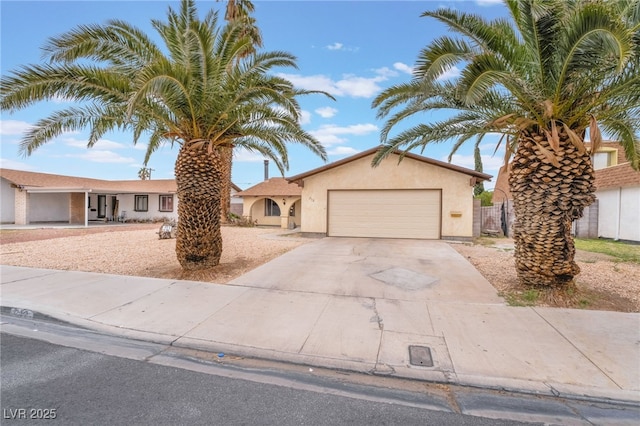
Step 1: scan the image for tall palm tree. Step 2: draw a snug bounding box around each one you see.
[0,0,328,270]
[217,0,263,221]
[373,0,639,288]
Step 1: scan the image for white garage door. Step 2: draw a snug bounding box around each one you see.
[328,189,441,239]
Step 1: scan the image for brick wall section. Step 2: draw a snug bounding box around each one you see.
[69,192,85,224]
[14,189,29,225]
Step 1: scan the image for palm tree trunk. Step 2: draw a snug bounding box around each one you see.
[509,128,596,287]
[174,141,224,270]
[219,145,233,223]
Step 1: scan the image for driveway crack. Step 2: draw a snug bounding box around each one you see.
[370,298,394,375]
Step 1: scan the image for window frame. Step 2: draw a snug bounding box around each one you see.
[264,198,281,217]
[158,194,174,212]
[134,195,149,212]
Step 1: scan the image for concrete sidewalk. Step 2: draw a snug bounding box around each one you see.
[1,237,639,405]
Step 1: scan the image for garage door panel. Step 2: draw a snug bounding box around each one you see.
[328,190,440,239]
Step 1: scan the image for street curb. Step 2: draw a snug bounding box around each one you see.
[2,304,639,408]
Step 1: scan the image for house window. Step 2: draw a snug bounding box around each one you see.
[592,151,616,170]
[264,198,280,217]
[134,195,148,212]
[159,194,174,212]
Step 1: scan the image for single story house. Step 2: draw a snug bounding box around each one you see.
[492,142,640,242]
[1,168,243,226]
[281,147,491,240]
[236,177,302,229]
[0,168,178,225]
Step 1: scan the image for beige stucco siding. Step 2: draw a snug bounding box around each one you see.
[243,196,301,227]
[299,153,475,238]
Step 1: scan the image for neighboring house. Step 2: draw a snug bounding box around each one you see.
[0,168,178,225]
[1,168,244,226]
[492,142,640,242]
[592,143,640,241]
[230,182,243,216]
[286,147,491,240]
[236,177,301,228]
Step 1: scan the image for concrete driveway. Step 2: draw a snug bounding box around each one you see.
[3,236,638,402]
[230,237,503,304]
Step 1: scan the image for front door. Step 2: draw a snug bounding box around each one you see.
[97,195,106,218]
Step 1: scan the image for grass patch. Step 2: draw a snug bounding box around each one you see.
[574,238,640,264]
[501,289,540,307]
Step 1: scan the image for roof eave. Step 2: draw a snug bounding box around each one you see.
[286,147,493,184]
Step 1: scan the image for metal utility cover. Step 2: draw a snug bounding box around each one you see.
[409,345,434,367]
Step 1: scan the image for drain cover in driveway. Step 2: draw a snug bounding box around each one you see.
[409,345,434,367]
[369,267,438,290]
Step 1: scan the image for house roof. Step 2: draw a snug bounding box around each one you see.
[0,168,177,193]
[235,177,301,197]
[595,163,640,190]
[492,164,511,203]
[286,146,493,184]
[491,141,640,202]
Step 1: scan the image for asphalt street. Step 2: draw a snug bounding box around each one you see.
[1,332,534,426]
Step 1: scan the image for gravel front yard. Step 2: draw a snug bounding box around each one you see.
[453,240,640,312]
[1,225,638,312]
[0,224,308,284]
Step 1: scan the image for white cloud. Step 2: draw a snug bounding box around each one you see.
[132,142,149,151]
[335,74,387,98]
[394,62,414,75]
[476,0,504,6]
[299,110,312,125]
[64,137,126,150]
[0,158,36,170]
[315,107,338,118]
[278,70,390,99]
[325,42,358,52]
[436,65,461,81]
[328,146,360,156]
[64,150,136,163]
[310,123,378,146]
[374,67,399,78]
[233,148,266,163]
[0,120,33,135]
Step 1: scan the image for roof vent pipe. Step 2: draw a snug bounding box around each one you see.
[264,159,269,181]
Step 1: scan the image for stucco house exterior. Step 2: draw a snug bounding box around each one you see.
[236,177,302,229]
[0,168,179,226]
[492,142,640,242]
[284,147,491,240]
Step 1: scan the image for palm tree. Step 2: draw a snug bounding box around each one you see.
[373,0,639,288]
[0,0,329,270]
[217,0,263,221]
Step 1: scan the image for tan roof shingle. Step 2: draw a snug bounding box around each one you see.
[236,177,301,197]
[0,168,176,193]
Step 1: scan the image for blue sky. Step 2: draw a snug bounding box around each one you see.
[1,0,507,189]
